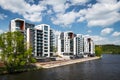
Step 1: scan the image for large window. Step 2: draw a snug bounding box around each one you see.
[44,26,48,31]
[16,21,21,27]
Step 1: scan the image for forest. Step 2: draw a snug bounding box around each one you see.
[95,44,120,54]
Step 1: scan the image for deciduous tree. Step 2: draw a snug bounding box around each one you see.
[0,31,36,72]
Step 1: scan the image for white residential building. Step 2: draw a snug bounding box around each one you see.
[56,32,95,58]
[84,37,95,57]
[10,18,25,32]
[57,31,74,57]
[9,18,54,58]
[9,18,95,58]
[74,34,84,57]
[35,24,54,57]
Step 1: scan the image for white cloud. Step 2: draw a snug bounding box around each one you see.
[0,13,7,20]
[51,11,79,26]
[112,39,120,45]
[53,30,61,36]
[25,0,34,4]
[47,9,53,15]
[97,0,118,3]
[84,35,106,42]
[84,34,107,45]
[84,34,120,45]
[87,30,92,33]
[0,29,4,34]
[0,0,120,28]
[0,0,46,22]
[101,28,113,35]
[78,0,120,27]
[71,0,89,5]
[44,0,67,13]
[112,31,120,37]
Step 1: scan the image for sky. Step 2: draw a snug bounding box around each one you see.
[0,0,120,45]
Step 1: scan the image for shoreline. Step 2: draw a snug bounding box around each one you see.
[35,56,101,69]
[0,57,100,74]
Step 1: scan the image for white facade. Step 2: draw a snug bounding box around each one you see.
[10,18,25,32]
[35,24,53,57]
[10,19,54,58]
[74,34,84,57]
[57,31,74,56]
[56,32,95,58]
[84,37,95,56]
[9,18,95,58]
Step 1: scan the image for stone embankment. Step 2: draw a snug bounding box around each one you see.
[35,57,100,69]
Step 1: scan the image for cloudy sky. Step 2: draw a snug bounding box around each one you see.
[0,0,120,45]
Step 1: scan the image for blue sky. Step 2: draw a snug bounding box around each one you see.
[0,0,120,45]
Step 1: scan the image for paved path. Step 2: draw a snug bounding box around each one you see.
[35,57,100,69]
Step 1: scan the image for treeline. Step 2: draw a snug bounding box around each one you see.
[95,44,120,54]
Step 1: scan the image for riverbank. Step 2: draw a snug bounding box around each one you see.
[34,56,100,69]
[0,57,100,74]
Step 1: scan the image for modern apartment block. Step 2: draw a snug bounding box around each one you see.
[9,18,35,50]
[9,18,54,58]
[9,18,95,58]
[58,31,74,56]
[56,31,95,58]
[74,34,84,57]
[84,37,95,57]
[35,24,54,57]
[10,18,34,32]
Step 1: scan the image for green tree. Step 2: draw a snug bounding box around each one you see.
[95,45,102,57]
[0,31,36,72]
[53,46,57,53]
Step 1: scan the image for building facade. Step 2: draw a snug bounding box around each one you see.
[9,18,54,58]
[9,18,95,58]
[84,37,95,57]
[56,32,95,58]
[58,31,74,56]
[35,24,54,57]
[74,34,84,57]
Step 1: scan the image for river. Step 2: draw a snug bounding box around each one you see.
[0,54,120,80]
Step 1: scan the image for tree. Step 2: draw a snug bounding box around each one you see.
[95,45,102,57]
[0,31,36,72]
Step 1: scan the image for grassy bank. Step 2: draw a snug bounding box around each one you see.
[0,65,38,75]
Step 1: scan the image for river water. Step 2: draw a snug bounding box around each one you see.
[0,54,120,80]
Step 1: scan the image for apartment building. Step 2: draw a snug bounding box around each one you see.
[35,24,54,57]
[9,18,95,58]
[74,34,84,57]
[9,18,35,50]
[58,31,75,56]
[9,18,54,58]
[84,37,95,57]
[56,32,95,58]
[9,18,34,32]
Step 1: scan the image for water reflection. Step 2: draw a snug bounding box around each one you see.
[0,54,120,80]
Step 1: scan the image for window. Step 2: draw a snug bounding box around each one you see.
[44,44,48,46]
[44,38,48,40]
[15,27,20,30]
[44,50,48,52]
[44,26,48,31]
[44,41,48,43]
[44,47,48,49]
